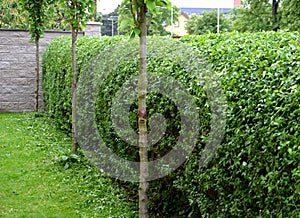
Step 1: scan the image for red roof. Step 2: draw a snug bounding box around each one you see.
[234,0,241,6]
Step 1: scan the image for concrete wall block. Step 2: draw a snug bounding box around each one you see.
[0,53,18,61]
[10,62,36,70]
[0,30,29,38]
[0,28,96,112]
[0,93,34,102]
[0,37,14,45]
[0,102,18,112]
[0,70,33,78]
[10,45,36,54]
[0,85,35,95]
[0,45,11,53]
[0,37,32,46]
[17,54,35,62]
[18,101,35,111]
[0,78,35,86]
[0,62,11,70]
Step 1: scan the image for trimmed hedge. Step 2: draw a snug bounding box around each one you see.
[179,32,300,217]
[42,36,123,132]
[42,32,300,217]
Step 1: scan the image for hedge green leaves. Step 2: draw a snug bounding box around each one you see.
[43,31,300,217]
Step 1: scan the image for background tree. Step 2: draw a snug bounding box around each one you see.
[0,0,28,29]
[46,4,71,30]
[0,0,69,30]
[19,0,53,112]
[186,10,231,35]
[272,0,280,31]
[232,0,272,32]
[147,4,179,36]
[119,0,177,36]
[58,0,95,153]
[281,0,300,31]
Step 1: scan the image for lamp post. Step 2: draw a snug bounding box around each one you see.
[107,16,118,36]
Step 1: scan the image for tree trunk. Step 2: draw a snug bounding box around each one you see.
[94,0,97,21]
[35,38,39,112]
[138,2,149,218]
[272,0,279,31]
[71,27,78,154]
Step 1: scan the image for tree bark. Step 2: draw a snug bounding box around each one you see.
[71,27,78,154]
[94,0,97,21]
[272,0,279,31]
[138,1,149,218]
[35,38,39,112]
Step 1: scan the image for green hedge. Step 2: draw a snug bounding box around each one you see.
[42,36,123,131]
[42,32,300,217]
[179,32,300,217]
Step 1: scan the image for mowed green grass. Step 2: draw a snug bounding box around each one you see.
[0,113,137,218]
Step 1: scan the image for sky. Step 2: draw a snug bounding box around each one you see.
[98,0,234,14]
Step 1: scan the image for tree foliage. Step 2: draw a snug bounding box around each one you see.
[58,0,95,31]
[281,0,300,31]
[0,0,28,29]
[118,0,176,36]
[148,4,179,36]
[19,0,51,41]
[0,0,69,30]
[232,0,273,32]
[232,0,300,32]
[19,0,53,111]
[186,10,231,35]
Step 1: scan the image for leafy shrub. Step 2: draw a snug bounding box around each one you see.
[42,36,123,132]
[43,32,300,217]
[178,31,300,217]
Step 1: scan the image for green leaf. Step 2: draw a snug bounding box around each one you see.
[146,0,157,14]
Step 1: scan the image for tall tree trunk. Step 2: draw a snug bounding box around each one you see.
[94,0,97,21]
[35,38,39,112]
[71,27,78,154]
[272,0,279,31]
[138,1,149,218]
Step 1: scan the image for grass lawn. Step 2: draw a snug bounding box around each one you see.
[0,113,137,218]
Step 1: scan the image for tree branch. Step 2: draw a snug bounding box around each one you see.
[133,0,140,24]
[129,1,138,26]
[146,13,153,29]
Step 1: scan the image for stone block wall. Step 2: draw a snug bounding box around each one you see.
[0,22,101,112]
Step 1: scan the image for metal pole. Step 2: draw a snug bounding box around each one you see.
[111,19,114,36]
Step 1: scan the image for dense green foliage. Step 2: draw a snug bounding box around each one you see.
[118,0,179,36]
[179,31,300,217]
[58,0,95,31]
[231,0,273,32]
[118,0,172,38]
[0,0,28,29]
[232,0,300,32]
[0,0,70,30]
[19,0,50,41]
[43,32,300,217]
[281,0,300,31]
[186,10,231,35]
[42,36,123,131]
